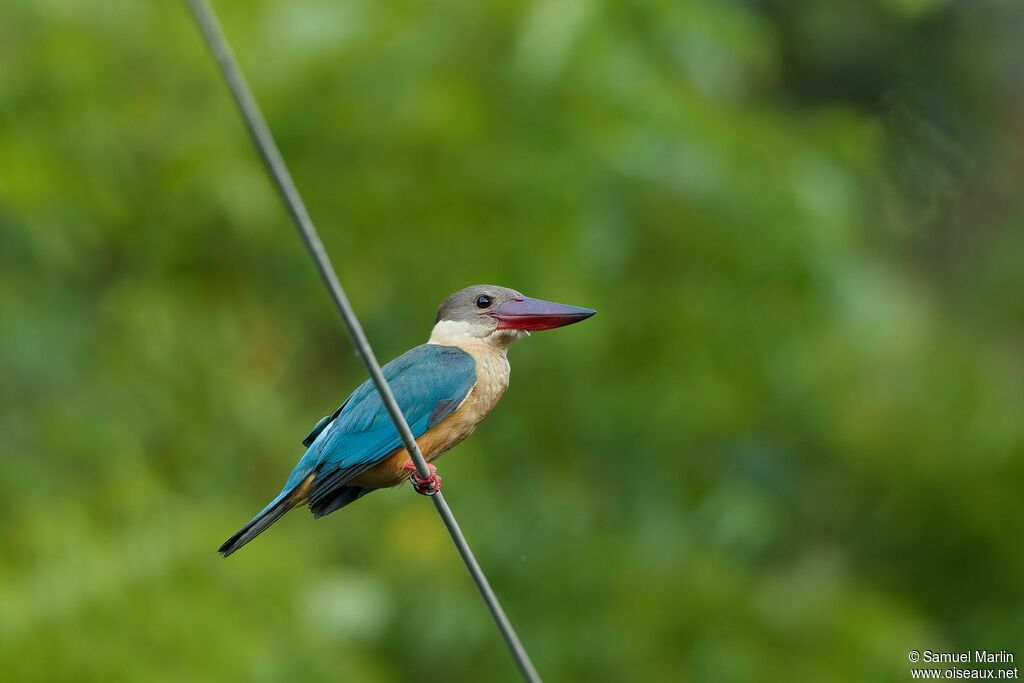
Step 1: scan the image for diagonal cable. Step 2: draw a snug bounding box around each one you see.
[184,1,541,681]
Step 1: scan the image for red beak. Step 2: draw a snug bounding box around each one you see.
[491,296,596,331]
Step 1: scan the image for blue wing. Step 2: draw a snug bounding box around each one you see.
[283,344,477,508]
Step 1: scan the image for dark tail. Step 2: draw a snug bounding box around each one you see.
[218,491,294,557]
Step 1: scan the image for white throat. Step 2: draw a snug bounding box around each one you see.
[428,320,526,350]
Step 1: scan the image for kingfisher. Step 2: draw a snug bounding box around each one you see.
[219,285,595,556]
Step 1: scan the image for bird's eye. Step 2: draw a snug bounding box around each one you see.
[476,295,493,309]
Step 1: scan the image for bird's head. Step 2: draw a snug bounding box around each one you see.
[430,284,596,349]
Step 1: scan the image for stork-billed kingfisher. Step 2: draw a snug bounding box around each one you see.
[219,285,595,556]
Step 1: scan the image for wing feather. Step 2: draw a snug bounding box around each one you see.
[303,344,476,506]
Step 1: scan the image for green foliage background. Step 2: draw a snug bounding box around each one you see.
[2,0,1023,681]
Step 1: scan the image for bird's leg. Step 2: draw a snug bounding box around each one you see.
[402,460,442,495]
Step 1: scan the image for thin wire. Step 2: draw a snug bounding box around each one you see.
[184,2,542,681]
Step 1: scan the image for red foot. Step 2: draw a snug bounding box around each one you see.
[402,461,442,495]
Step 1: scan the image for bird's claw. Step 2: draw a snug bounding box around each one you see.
[403,461,442,495]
